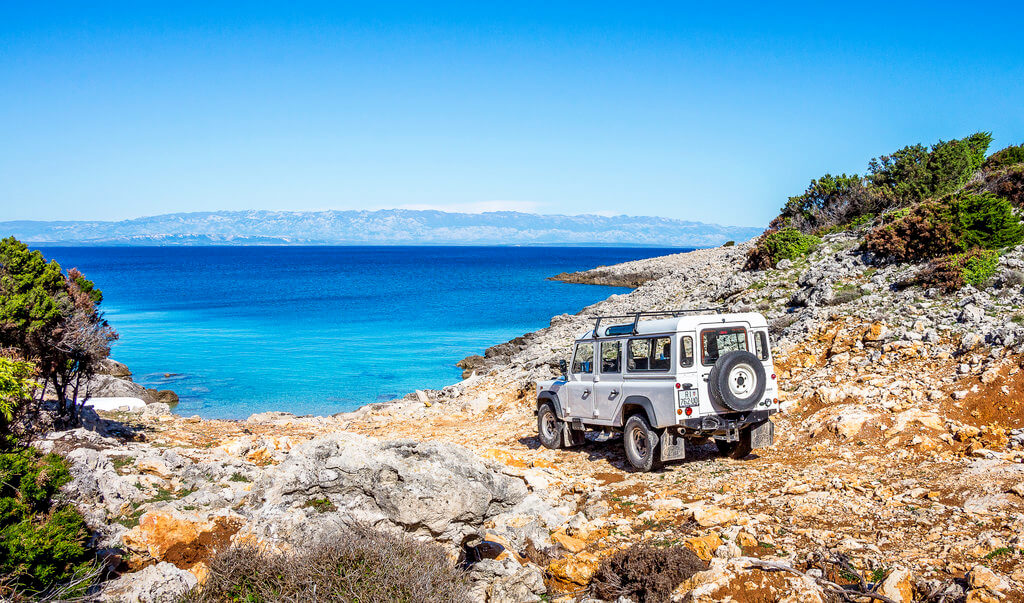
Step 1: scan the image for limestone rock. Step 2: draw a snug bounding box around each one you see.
[245,433,528,546]
[691,505,739,527]
[547,552,599,587]
[99,561,198,603]
[878,567,915,603]
[124,508,244,568]
[968,564,1009,593]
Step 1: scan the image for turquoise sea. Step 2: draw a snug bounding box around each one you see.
[36,246,688,419]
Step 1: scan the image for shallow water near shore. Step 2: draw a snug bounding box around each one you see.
[37,246,688,419]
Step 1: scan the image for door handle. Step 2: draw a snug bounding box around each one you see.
[609,389,619,397]
[583,389,591,398]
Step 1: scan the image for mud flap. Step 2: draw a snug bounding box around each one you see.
[750,420,775,449]
[561,423,587,447]
[659,430,686,462]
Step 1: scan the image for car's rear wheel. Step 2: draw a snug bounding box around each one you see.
[537,402,562,449]
[715,429,753,459]
[623,413,659,472]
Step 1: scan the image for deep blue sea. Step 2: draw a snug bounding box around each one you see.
[36,246,687,419]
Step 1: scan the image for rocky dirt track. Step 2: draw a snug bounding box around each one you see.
[49,234,1024,602]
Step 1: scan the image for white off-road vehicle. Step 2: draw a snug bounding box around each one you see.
[535,310,780,471]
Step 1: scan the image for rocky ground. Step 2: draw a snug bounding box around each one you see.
[47,234,1024,602]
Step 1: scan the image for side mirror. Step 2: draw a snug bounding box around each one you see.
[559,359,568,379]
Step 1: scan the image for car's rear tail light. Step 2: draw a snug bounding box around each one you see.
[685,407,693,416]
[675,382,681,389]
[771,373,776,380]
[774,398,780,404]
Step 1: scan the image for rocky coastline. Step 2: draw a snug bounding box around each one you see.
[46,235,1024,601]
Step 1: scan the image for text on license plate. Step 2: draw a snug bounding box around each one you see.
[677,389,699,407]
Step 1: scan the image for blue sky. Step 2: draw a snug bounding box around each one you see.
[1,2,1022,226]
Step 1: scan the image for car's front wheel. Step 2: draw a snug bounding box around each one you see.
[623,413,659,472]
[537,402,563,449]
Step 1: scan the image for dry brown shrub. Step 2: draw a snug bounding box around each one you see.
[862,202,959,262]
[181,523,468,603]
[591,544,707,603]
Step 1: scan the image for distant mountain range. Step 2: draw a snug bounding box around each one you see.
[1,210,762,247]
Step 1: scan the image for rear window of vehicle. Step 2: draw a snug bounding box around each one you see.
[679,335,694,368]
[701,327,747,366]
[754,330,770,360]
[627,337,671,372]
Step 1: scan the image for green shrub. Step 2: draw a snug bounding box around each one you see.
[954,192,1024,250]
[985,144,1024,170]
[721,240,735,247]
[744,228,820,270]
[0,445,95,597]
[864,192,1023,262]
[772,173,884,233]
[868,132,993,204]
[182,524,467,602]
[916,248,999,292]
[0,358,34,437]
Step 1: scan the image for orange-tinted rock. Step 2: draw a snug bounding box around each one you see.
[547,552,599,587]
[124,509,243,569]
[684,533,724,561]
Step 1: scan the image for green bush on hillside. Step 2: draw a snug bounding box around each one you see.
[868,132,992,204]
[744,228,821,270]
[0,444,95,597]
[0,357,34,437]
[917,248,999,292]
[773,173,885,233]
[863,192,1023,262]
[984,143,1024,170]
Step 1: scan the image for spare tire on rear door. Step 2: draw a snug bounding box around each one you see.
[708,350,766,411]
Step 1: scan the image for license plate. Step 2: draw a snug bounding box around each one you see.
[677,388,699,407]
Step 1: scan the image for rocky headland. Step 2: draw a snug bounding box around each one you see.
[47,234,1024,602]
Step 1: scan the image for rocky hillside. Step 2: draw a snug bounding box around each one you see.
[42,228,1024,601]
[2,209,760,247]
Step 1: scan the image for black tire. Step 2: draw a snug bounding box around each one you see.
[715,434,753,460]
[708,350,766,411]
[537,402,563,449]
[623,414,659,472]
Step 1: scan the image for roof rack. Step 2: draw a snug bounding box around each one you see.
[585,308,728,338]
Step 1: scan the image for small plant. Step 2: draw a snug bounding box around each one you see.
[745,228,821,270]
[984,547,1014,560]
[870,567,891,582]
[304,497,337,513]
[111,455,135,471]
[228,472,250,483]
[722,240,735,247]
[591,544,707,602]
[917,249,999,292]
[181,523,467,602]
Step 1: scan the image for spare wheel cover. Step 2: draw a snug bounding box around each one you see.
[710,350,766,411]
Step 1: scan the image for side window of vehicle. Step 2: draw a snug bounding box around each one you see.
[572,342,594,374]
[627,339,649,371]
[627,337,671,371]
[600,341,621,374]
[754,330,770,360]
[650,337,671,370]
[679,335,694,367]
[701,327,747,366]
